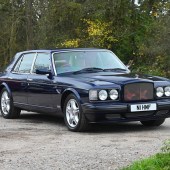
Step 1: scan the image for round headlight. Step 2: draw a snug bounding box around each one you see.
[165,86,170,97]
[99,90,108,100]
[156,87,164,97]
[110,89,119,100]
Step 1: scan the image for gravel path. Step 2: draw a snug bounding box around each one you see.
[0,111,170,170]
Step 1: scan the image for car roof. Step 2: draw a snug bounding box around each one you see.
[17,48,110,54]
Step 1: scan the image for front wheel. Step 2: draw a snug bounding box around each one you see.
[63,94,89,132]
[0,88,21,119]
[140,119,165,127]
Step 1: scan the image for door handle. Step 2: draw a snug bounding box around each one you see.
[8,77,13,80]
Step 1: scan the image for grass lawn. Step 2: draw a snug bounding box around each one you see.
[122,153,170,170]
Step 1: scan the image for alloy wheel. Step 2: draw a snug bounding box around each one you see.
[1,91,10,115]
[66,99,80,128]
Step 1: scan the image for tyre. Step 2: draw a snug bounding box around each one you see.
[140,119,165,127]
[0,88,21,119]
[63,94,89,132]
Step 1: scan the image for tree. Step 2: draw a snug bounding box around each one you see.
[0,0,169,77]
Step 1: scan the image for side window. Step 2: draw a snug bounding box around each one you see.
[18,53,35,73]
[33,53,51,73]
[13,56,23,72]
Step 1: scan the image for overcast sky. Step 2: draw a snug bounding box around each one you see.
[135,0,139,5]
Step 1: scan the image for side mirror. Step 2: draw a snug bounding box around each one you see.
[36,68,53,79]
[36,68,51,75]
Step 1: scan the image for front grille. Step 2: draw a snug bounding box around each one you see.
[124,83,154,101]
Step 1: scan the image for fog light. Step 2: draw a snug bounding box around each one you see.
[89,90,98,100]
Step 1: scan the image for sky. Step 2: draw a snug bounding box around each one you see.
[135,0,139,5]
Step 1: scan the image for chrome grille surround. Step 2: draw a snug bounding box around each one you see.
[124,83,154,101]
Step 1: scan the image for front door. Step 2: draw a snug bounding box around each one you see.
[27,53,57,111]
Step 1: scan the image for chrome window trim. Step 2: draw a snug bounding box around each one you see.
[52,53,57,76]
[30,52,38,74]
[11,72,30,75]
[52,49,129,75]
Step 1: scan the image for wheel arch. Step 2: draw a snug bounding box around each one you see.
[61,88,81,112]
[0,83,12,97]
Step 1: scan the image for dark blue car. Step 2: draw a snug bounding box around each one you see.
[0,48,170,131]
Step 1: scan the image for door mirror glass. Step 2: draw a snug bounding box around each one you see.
[36,68,51,75]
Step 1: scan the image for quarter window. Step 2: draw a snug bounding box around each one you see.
[17,53,35,73]
[13,56,23,72]
[33,53,51,73]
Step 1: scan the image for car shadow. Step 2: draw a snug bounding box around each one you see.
[89,123,167,134]
[17,112,169,134]
[19,112,64,126]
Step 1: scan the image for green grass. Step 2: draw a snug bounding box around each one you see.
[122,153,170,170]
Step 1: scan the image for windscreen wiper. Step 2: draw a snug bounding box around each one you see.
[104,68,127,72]
[74,67,104,74]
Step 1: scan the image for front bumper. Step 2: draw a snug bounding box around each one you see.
[82,99,170,123]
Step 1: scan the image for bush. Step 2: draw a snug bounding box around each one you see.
[122,153,170,170]
[122,140,170,170]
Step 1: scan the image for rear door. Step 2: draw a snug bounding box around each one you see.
[8,53,36,104]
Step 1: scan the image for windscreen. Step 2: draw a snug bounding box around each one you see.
[53,51,126,74]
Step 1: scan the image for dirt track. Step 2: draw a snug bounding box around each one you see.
[0,111,170,170]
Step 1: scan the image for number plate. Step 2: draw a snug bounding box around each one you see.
[130,103,157,112]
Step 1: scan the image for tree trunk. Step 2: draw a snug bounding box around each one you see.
[26,0,34,50]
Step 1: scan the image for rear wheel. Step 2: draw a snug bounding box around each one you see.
[63,94,89,132]
[0,88,21,119]
[140,119,165,127]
